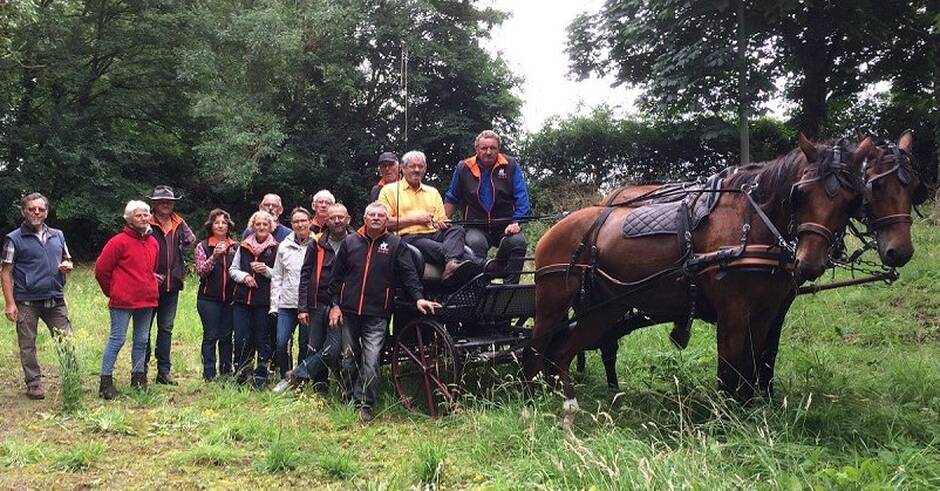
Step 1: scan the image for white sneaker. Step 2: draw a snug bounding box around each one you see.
[272,379,291,393]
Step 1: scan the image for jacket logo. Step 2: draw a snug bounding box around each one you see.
[377,241,390,254]
[496,168,508,179]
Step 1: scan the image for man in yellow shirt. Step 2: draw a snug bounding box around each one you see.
[378,150,480,284]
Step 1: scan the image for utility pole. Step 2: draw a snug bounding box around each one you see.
[737,0,751,165]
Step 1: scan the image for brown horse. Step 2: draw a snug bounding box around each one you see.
[577,132,929,392]
[754,131,928,397]
[525,136,874,413]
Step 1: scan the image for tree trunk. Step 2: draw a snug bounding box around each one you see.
[737,0,750,165]
[789,1,831,139]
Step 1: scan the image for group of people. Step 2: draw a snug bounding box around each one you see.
[2,130,530,423]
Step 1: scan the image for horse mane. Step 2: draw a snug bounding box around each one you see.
[724,147,805,208]
[724,139,857,209]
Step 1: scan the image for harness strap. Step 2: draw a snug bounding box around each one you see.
[796,222,836,245]
[868,213,913,230]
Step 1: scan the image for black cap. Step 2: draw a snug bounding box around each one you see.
[377,152,399,165]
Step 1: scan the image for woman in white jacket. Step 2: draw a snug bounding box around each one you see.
[270,207,316,381]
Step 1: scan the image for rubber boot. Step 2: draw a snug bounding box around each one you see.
[99,375,118,400]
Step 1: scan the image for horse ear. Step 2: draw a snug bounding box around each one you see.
[853,137,875,168]
[898,131,913,153]
[856,129,866,143]
[799,133,817,162]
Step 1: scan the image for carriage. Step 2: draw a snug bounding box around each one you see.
[382,255,536,417]
[378,133,925,416]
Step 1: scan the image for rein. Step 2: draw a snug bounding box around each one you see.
[539,141,865,325]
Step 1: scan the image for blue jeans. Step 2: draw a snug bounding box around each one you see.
[294,306,339,382]
[145,290,179,375]
[233,303,271,384]
[340,313,387,408]
[275,308,309,379]
[102,308,153,376]
[197,298,234,379]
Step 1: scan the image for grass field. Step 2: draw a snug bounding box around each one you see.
[0,218,938,489]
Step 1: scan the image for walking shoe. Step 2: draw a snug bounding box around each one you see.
[359,406,375,424]
[272,370,304,393]
[442,259,481,285]
[155,372,178,385]
[130,372,148,390]
[99,375,118,400]
[25,385,45,400]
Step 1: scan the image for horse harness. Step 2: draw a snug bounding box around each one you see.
[536,142,862,323]
[862,143,928,231]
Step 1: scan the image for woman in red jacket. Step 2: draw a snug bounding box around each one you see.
[94,200,160,399]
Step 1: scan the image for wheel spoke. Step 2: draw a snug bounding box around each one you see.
[398,343,429,368]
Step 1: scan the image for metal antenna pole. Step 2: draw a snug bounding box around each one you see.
[401,45,409,146]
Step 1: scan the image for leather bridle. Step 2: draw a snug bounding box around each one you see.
[788,143,864,248]
[863,144,926,231]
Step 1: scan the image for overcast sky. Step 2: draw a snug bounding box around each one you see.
[482,0,641,133]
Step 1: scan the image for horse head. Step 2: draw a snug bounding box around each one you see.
[860,131,927,267]
[791,134,873,281]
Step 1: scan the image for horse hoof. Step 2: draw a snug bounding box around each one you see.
[560,398,580,430]
[669,326,690,350]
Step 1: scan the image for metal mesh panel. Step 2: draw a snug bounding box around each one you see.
[477,285,536,321]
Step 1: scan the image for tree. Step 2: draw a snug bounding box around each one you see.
[0,0,194,258]
[568,0,932,139]
[520,106,793,214]
[0,0,522,257]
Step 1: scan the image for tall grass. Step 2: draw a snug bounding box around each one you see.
[53,334,83,415]
[0,219,938,487]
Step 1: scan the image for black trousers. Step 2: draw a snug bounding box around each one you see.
[465,228,527,284]
[402,226,474,265]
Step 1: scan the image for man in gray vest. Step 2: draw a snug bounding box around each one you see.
[1,193,74,400]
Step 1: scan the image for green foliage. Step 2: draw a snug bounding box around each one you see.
[84,407,136,436]
[521,107,793,212]
[411,440,446,486]
[569,1,933,138]
[50,441,106,472]
[0,0,521,258]
[174,443,241,466]
[317,450,358,480]
[53,335,83,415]
[2,251,940,487]
[0,441,46,468]
[257,430,301,473]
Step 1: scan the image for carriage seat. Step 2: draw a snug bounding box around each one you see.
[404,243,476,283]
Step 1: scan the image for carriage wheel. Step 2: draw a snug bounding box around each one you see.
[391,318,462,417]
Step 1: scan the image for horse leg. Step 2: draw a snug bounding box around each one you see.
[757,290,795,399]
[713,288,782,403]
[547,311,624,426]
[669,319,691,350]
[526,272,578,386]
[575,351,586,373]
[600,339,619,389]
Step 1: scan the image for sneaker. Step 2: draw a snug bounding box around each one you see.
[359,406,374,424]
[155,372,178,386]
[25,385,45,400]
